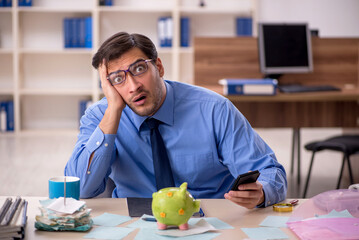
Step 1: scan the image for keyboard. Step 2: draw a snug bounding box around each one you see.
[278,84,341,93]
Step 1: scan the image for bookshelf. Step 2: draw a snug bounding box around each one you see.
[0,0,257,133]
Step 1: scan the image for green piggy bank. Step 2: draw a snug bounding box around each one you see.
[152,182,200,230]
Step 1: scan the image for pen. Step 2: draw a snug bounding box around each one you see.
[142,217,157,222]
[64,176,66,206]
[192,208,205,217]
[199,208,205,217]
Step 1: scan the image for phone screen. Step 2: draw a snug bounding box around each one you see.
[231,170,260,191]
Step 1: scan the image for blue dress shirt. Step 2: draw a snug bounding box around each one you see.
[65,80,287,207]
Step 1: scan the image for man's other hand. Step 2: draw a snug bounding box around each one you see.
[224,181,264,209]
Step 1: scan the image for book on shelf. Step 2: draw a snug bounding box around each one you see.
[0,197,28,240]
[219,78,278,96]
[180,17,190,47]
[99,0,112,6]
[0,100,14,132]
[236,17,252,36]
[158,17,167,47]
[63,17,93,49]
[85,17,93,48]
[64,18,71,48]
[158,17,172,47]
[18,0,31,6]
[165,17,173,47]
[0,0,12,7]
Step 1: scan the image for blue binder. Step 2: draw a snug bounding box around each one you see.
[219,78,278,95]
[158,17,167,47]
[63,18,71,48]
[236,17,252,36]
[180,17,190,47]
[0,101,14,131]
[6,101,14,131]
[85,17,92,48]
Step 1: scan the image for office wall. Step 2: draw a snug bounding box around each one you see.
[258,0,359,37]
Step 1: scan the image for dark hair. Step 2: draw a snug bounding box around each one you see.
[92,32,158,69]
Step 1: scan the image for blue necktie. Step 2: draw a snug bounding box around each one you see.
[146,118,175,190]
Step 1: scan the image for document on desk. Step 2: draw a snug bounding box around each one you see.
[136,228,221,240]
[127,215,234,230]
[241,227,289,240]
[83,226,135,240]
[46,197,85,214]
[260,216,290,228]
[156,219,216,237]
[92,212,132,227]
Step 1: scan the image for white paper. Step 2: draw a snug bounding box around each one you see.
[156,219,217,237]
[46,197,85,214]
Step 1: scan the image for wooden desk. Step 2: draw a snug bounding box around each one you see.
[203,85,359,128]
[194,37,359,128]
[201,84,359,185]
[11,197,301,239]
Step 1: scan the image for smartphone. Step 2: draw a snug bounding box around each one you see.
[231,170,260,191]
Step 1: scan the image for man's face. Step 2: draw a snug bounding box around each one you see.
[107,48,166,116]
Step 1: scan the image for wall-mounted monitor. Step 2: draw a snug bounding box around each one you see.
[258,23,313,78]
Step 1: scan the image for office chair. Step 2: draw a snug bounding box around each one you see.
[302,135,359,198]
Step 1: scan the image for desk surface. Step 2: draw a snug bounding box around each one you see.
[199,84,359,128]
[4,197,301,240]
[203,84,359,102]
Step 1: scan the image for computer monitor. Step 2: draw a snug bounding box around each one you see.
[258,23,313,78]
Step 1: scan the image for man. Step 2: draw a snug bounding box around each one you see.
[65,32,287,209]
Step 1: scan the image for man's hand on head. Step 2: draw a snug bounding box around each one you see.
[98,60,126,134]
[224,181,265,209]
[99,60,126,113]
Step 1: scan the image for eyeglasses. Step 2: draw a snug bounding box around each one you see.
[107,59,154,86]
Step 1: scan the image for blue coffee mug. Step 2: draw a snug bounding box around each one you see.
[49,176,80,200]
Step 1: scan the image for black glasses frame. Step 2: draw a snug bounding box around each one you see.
[106,59,154,86]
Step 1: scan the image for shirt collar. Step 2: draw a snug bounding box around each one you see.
[131,81,174,131]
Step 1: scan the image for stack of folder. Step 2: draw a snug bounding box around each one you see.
[0,197,28,240]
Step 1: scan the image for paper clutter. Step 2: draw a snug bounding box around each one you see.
[35,198,92,231]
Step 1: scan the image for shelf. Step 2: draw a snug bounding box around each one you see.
[0,8,12,13]
[180,7,252,14]
[19,49,93,54]
[18,7,93,13]
[98,6,173,13]
[0,0,257,133]
[179,47,193,54]
[0,49,12,54]
[157,48,174,54]
[19,89,93,96]
[0,89,13,94]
